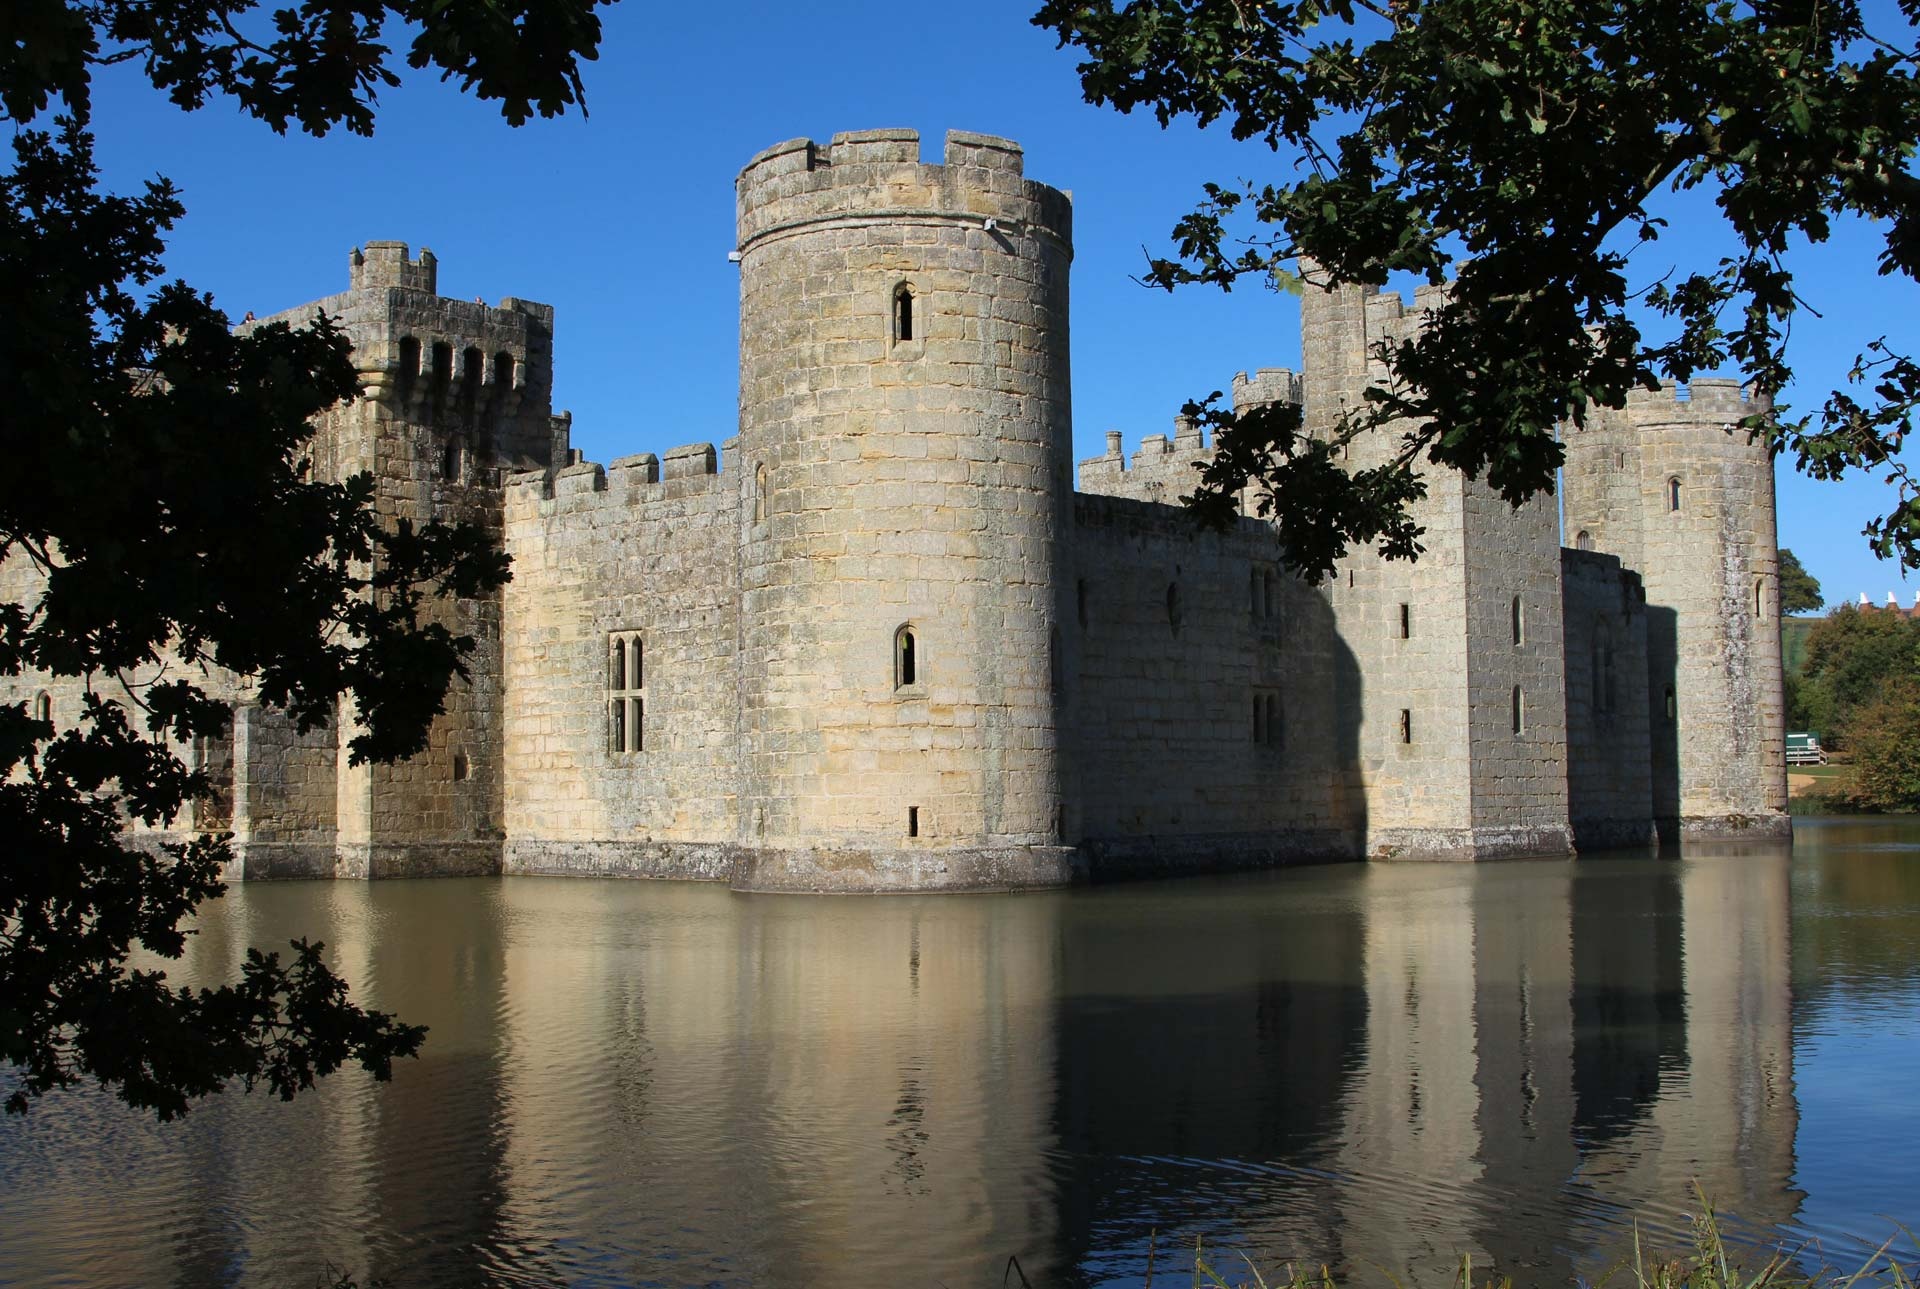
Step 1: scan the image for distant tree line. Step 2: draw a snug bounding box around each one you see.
[1788,595,1920,812]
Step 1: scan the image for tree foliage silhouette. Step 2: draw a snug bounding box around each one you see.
[1035,0,1920,583]
[1,0,609,1118]
[1778,548,1825,615]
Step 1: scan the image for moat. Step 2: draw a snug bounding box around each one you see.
[3,819,1917,1287]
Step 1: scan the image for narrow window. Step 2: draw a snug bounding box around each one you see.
[1399,603,1411,640]
[1668,477,1682,512]
[1348,568,1355,589]
[907,806,920,838]
[398,336,421,392]
[1511,596,1524,646]
[1077,578,1089,629]
[1266,694,1282,750]
[894,285,915,342]
[1576,529,1594,551]
[33,691,50,727]
[1167,583,1183,634]
[608,631,646,754]
[453,751,470,781]
[1755,577,1766,620]
[1664,685,1677,722]
[442,436,463,482]
[1055,803,1067,842]
[754,463,768,522]
[1511,685,1525,735]
[1616,451,1625,469]
[461,346,483,388]
[1399,708,1413,745]
[493,350,515,390]
[430,341,453,427]
[895,625,917,689]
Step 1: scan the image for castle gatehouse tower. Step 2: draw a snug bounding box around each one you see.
[730,129,1079,890]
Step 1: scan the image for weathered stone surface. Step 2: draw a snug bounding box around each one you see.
[0,131,1789,890]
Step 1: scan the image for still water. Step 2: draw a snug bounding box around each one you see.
[3,819,1918,1288]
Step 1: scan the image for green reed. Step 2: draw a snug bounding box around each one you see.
[1078,1190,1918,1289]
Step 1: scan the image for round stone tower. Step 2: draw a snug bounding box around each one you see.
[732,128,1078,891]
[1562,378,1789,839]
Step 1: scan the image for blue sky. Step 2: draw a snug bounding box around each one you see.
[79,0,1917,611]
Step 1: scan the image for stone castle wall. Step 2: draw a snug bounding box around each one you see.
[1070,494,1360,871]
[2,130,1790,891]
[1560,550,1657,849]
[496,444,743,880]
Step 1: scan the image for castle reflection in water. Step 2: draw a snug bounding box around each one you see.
[3,843,1839,1288]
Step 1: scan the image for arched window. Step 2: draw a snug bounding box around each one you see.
[1576,529,1594,551]
[1667,476,1682,512]
[452,750,470,782]
[754,463,768,522]
[431,341,453,389]
[893,284,915,343]
[1755,577,1766,620]
[493,350,515,390]
[1511,595,1524,646]
[442,436,463,482]
[461,346,483,388]
[33,691,51,728]
[895,624,918,689]
[1511,685,1525,735]
[1167,583,1183,635]
[608,632,645,754]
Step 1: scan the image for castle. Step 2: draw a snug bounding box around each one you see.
[5,128,1791,890]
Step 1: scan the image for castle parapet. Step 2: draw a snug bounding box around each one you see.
[1625,378,1771,424]
[504,440,729,518]
[351,240,437,293]
[735,128,1071,256]
[1232,367,1304,413]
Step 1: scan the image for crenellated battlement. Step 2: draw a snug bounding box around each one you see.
[1624,377,1771,423]
[253,243,557,437]
[735,128,1071,256]
[350,241,437,293]
[1076,412,1216,504]
[1231,367,1304,413]
[504,439,730,517]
